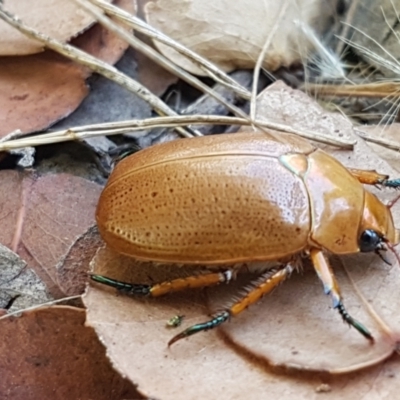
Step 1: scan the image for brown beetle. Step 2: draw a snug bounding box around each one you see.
[92,131,399,346]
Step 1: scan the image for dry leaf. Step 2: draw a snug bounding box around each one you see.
[0,171,102,297]
[135,50,178,96]
[84,82,400,398]
[0,306,142,399]
[145,0,337,75]
[57,225,104,296]
[359,124,400,174]
[73,0,136,70]
[0,0,112,56]
[0,243,51,312]
[0,52,88,138]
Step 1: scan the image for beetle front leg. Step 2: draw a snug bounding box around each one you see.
[90,270,234,297]
[168,263,294,346]
[348,168,400,189]
[309,248,374,342]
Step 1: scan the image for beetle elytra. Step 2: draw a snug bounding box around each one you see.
[92,131,399,346]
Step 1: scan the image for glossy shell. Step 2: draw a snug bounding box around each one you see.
[96,132,397,264]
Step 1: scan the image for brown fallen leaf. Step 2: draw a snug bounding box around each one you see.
[0,52,88,138]
[57,225,104,296]
[0,306,142,399]
[145,0,337,75]
[72,0,136,72]
[0,243,51,312]
[0,171,102,297]
[0,0,112,56]
[84,81,400,398]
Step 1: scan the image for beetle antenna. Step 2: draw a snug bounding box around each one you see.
[387,242,400,267]
[387,192,400,209]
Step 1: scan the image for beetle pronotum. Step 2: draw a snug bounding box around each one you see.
[92,131,400,346]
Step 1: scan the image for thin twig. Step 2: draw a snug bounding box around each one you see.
[0,115,355,151]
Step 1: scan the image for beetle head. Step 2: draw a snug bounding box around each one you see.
[359,191,399,263]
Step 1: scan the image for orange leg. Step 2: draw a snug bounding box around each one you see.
[309,248,373,342]
[348,168,400,188]
[168,264,294,346]
[90,270,234,297]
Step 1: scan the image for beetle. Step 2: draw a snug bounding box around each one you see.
[92,130,400,346]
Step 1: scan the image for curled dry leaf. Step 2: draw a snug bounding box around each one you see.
[0,243,51,312]
[0,306,142,400]
[57,225,104,296]
[84,82,400,398]
[0,0,112,55]
[145,0,337,75]
[0,171,102,297]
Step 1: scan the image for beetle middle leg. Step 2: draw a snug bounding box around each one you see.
[168,263,295,346]
[309,248,374,342]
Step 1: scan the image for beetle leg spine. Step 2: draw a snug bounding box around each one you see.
[231,265,293,316]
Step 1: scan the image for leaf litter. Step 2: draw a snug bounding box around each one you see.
[2,0,400,398]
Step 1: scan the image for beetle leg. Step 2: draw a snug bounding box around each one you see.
[309,248,374,342]
[90,270,234,297]
[347,168,389,186]
[347,168,400,188]
[168,264,294,346]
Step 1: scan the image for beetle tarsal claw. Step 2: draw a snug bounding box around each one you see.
[375,249,392,266]
[168,311,231,347]
[336,302,374,343]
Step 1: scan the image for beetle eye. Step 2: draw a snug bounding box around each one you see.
[359,229,381,253]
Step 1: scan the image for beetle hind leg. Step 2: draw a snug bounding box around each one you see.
[90,270,235,297]
[309,248,374,342]
[168,263,295,346]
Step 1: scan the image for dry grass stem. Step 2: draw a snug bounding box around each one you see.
[306,82,400,98]
[0,295,82,321]
[0,115,355,151]
[250,1,289,122]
